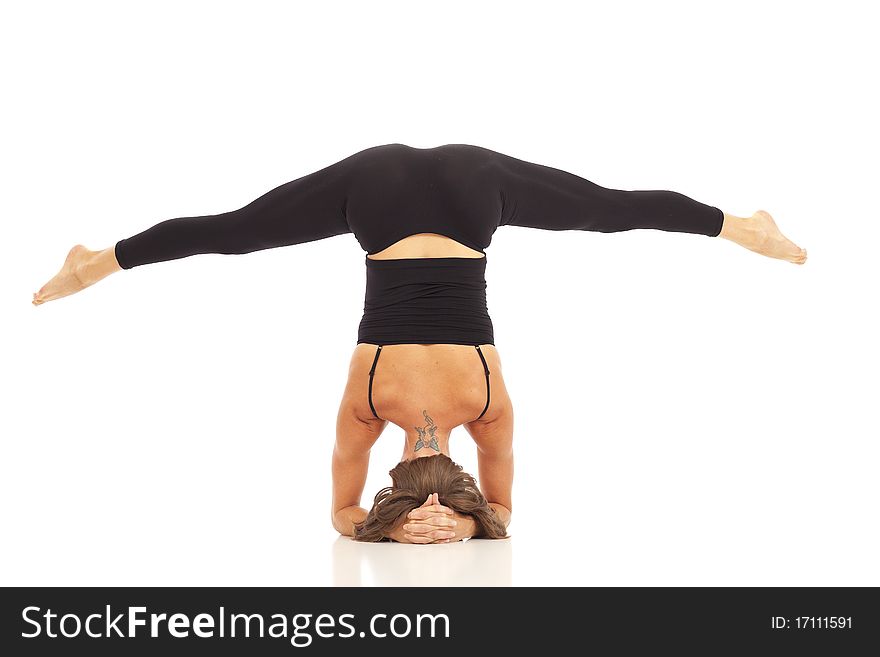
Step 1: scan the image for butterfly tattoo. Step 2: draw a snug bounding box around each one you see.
[414,409,440,452]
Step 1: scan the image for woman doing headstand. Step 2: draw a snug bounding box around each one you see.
[32,143,807,543]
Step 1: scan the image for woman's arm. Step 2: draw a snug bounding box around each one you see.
[464,406,514,535]
[331,406,383,537]
[332,504,369,537]
[486,502,512,530]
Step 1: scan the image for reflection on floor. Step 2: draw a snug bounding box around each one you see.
[332,536,512,586]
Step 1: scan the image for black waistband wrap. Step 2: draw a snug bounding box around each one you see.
[357,256,495,346]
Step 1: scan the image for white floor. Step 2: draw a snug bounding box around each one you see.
[332,537,512,587]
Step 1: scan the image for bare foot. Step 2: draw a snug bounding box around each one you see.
[32,245,117,306]
[721,210,807,264]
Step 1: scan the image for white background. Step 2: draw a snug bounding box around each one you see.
[2,1,876,586]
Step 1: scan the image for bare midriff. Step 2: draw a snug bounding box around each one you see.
[366,233,484,260]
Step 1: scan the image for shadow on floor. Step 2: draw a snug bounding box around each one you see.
[332,536,512,586]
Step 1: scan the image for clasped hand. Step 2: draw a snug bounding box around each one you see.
[389,493,474,544]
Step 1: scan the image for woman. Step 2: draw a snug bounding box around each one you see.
[31,143,807,544]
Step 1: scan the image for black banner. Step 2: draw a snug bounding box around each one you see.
[1,587,876,655]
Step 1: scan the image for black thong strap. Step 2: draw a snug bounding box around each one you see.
[475,345,491,420]
[368,344,383,420]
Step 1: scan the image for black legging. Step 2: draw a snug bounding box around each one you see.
[114,143,723,270]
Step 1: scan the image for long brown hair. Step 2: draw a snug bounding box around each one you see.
[353,454,508,542]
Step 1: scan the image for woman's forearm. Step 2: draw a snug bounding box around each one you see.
[332,505,368,537]
[458,504,511,539]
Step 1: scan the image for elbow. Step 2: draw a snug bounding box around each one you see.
[331,519,346,538]
[332,506,361,538]
[331,508,348,537]
[488,502,513,528]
